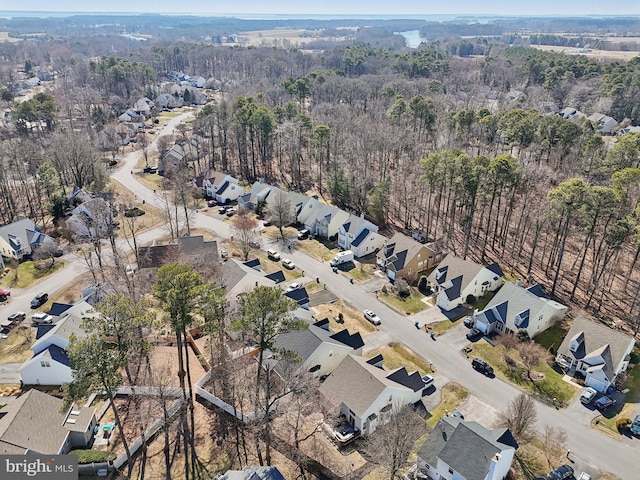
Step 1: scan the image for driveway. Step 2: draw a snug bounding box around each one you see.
[0,362,21,383]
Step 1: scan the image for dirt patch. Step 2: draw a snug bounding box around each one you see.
[530,44,640,61]
[145,345,206,388]
[313,299,377,336]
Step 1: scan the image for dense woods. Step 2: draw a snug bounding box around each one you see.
[1,16,640,331]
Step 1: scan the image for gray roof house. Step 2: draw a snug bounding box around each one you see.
[237,181,273,211]
[217,259,277,300]
[472,282,568,338]
[218,466,285,480]
[377,233,444,281]
[19,300,98,385]
[588,112,618,134]
[0,389,96,455]
[337,214,385,259]
[427,255,503,312]
[297,199,350,240]
[319,354,424,434]
[269,314,364,378]
[137,235,219,270]
[556,317,635,392]
[0,218,55,262]
[416,416,518,480]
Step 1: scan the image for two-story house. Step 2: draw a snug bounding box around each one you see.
[555,317,635,392]
[237,181,273,211]
[377,233,444,282]
[201,171,242,204]
[0,218,55,262]
[416,416,518,480]
[337,214,385,258]
[0,389,96,455]
[427,255,503,311]
[297,199,349,240]
[319,354,424,434]
[19,300,97,385]
[472,282,568,339]
[270,314,364,378]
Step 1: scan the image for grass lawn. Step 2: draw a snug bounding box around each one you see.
[534,323,570,355]
[313,299,377,336]
[366,342,432,375]
[430,316,466,336]
[593,402,633,437]
[0,326,35,364]
[136,172,166,192]
[378,287,428,315]
[0,259,67,289]
[338,261,376,283]
[426,383,469,428]
[470,340,578,404]
[296,238,339,262]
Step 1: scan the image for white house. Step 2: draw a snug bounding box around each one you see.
[337,214,385,258]
[556,317,635,393]
[201,171,242,204]
[416,416,518,480]
[319,354,424,434]
[588,112,618,134]
[473,282,568,338]
[237,181,273,211]
[427,255,503,311]
[297,199,349,240]
[0,218,54,262]
[270,312,364,378]
[65,198,115,240]
[19,300,97,385]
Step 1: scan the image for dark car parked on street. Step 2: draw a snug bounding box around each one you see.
[30,292,48,309]
[472,358,494,376]
[466,327,482,340]
[547,464,574,480]
[594,395,616,410]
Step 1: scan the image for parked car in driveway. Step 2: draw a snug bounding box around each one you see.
[580,387,597,405]
[30,292,48,309]
[248,240,261,248]
[463,316,474,328]
[32,312,53,324]
[0,328,9,339]
[7,312,26,324]
[547,464,574,480]
[285,282,302,293]
[364,309,381,326]
[630,415,640,435]
[594,395,616,410]
[218,206,228,214]
[267,249,280,261]
[332,422,360,446]
[0,288,10,297]
[466,328,482,340]
[207,199,217,207]
[421,374,434,388]
[297,229,310,240]
[472,357,494,376]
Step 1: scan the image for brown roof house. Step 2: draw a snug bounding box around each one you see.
[319,354,424,435]
[555,317,635,393]
[137,235,219,273]
[0,389,96,454]
[377,233,445,281]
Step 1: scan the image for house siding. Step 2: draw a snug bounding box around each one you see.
[19,358,73,385]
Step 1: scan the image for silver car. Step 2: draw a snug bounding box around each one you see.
[364,309,381,325]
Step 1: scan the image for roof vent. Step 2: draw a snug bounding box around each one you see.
[66,419,76,424]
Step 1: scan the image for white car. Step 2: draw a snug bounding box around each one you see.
[32,312,53,324]
[281,259,295,270]
[285,282,302,293]
[421,374,434,387]
[580,387,597,405]
[364,309,381,325]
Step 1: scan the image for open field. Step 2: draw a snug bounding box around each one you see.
[235,28,354,47]
[530,44,640,61]
[0,32,20,42]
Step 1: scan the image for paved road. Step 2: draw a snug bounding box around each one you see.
[97,112,640,479]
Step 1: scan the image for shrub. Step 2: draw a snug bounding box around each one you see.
[124,207,145,217]
[381,284,388,294]
[396,278,410,298]
[418,276,428,292]
[466,294,476,304]
[616,417,631,431]
[69,449,117,464]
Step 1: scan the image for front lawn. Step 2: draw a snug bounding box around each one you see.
[426,383,469,428]
[378,287,428,315]
[470,341,577,405]
[313,300,377,336]
[366,342,432,376]
[534,323,570,355]
[0,259,67,289]
[593,402,632,437]
[296,237,339,262]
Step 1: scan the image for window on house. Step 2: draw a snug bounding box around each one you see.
[40,361,50,368]
[448,467,454,474]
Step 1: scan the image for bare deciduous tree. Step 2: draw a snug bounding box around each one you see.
[540,425,568,469]
[498,393,537,442]
[516,341,550,380]
[231,208,259,261]
[266,189,294,242]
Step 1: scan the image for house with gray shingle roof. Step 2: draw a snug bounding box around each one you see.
[338,214,385,258]
[0,218,55,262]
[556,317,635,392]
[218,466,285,480]
[237,181,273,211]
[19,300,97,385]
[297,199,349,240]
[416,416,518,480]
[427,255,503,311]
[0,389,96,455]
[270,314,364,378]
[319,354,424,434]
[377,233,444,282]
[473,282,567,338]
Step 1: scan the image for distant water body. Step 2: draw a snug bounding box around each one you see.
[396,30,423,48]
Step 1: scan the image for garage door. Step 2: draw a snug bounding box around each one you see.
[586,377,608,393]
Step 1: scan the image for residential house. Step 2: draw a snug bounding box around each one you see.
[133,97,155,115]
[617,126,640,136]
[237,181,273,211]
[264,187,311,226]
[0,389,97,455]
[19,300,97,385]
[588,112,618,133]
[416,416,518,480]
[218,466,285,480]
[65,198,115,240]
[203,172,242,204]
[377,233,445,282]
[472,282,568,338]
[558,107,586,120]
[427,255,503,311]
[297,199,349,240]
[218,259,278,300]
[269,311,364,378]
[555,317,635,392]
[319,354,424,434]
[155,93,183,110]
[284,287,310,310]
[137,235,219,271]
[337,214,385,258]
[0,218,55,262]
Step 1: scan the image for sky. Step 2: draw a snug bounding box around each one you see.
[5,0,640,16]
